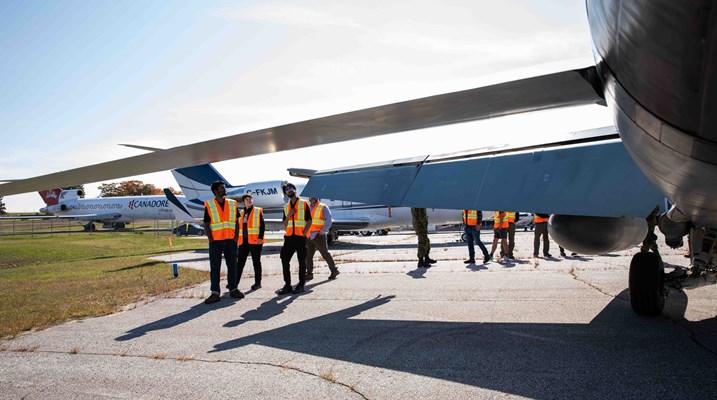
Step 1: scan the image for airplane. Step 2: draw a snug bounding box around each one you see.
[0,1,715,316]
[0,188,182,230]
[163,163,463,243]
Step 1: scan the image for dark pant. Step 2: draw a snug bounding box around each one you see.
[534,222,550,256]
[464,225,488,260]
[237,243,263,285]
[280,235,307,286]
[209,239,238,294]
[507,223,516,256]
[306,234,337,273]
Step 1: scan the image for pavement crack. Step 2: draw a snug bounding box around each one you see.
[2,349,369,399]
[664,316,717,357]
[568,267,625,301]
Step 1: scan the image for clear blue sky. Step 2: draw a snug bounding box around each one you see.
[0,0,612,212]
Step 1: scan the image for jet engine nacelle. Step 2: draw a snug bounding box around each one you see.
[45,203,68,213]
[549,215,647,255]
[238,180,288,209]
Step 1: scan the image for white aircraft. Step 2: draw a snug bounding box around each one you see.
[0,188,182,230]
[163,163,462,242]
[1,1,715,316]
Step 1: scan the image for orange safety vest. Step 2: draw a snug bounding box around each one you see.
[308,203,326,233]
[238,207,263,245]
[534,214,549,224]
[205,198,237,241]
[284,199,309,236]
[493,211,509,229]
[462,210,479,226]
[506,212,516,223]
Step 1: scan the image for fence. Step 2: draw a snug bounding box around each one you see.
[0,218,178,237]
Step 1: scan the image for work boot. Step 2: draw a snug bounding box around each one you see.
[417,257,429,268]
[328,269,340,280]
[292,284,305,294]
[305,272,314,281]
[229,289,245,299]
[426,256,437,264]
[250,282,262,290]
[464,259,476,264]
[544,253,553,258]
[278,285,292,295]
[204,293,220,304]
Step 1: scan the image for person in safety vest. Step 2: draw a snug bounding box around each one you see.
[412,208,436,268]
[462,210,491,264]
[533,213,552,258]
[203,181,242,304]
[504,212,518,259]
[489,211,511,262]
[279,182,313,294]
[236,194,265,291]
[305,197,339,281]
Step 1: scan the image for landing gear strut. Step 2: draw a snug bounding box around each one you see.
[629,252,667,315]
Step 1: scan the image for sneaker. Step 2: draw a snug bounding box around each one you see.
[464,259,476,264]
[278,285,292,295]
[250,282,262,290]
[483,255,492,264]
[204,293,221,304]
[229,289,244,299]
[292,284,305,294]
[328,270,340,280]
[305,273,314,281]
[544,253,553,258]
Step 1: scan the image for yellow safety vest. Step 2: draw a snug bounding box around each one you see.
[493,211,509,229]
[462,210,479,226]
[309,203,326,233]
[284,199,308,236]
[238,207,263,245]
[506,212,516,223]
[205,198,237,241]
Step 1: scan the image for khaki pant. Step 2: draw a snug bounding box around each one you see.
[306,234,337,274]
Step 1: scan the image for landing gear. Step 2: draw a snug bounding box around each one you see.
[360,230,373,236]
[375,229,389,236]
[83,222,96,231]
[113,222,126,230]
[629,252,667,316]
[327,229,339,244]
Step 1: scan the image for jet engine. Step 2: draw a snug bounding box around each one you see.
[549,215,647,255]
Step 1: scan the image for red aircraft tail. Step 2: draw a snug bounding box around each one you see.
[38,189,62,206]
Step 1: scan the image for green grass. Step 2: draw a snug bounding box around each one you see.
[0,233,210,338]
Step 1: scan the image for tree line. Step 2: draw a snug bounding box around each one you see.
[97,180,181,197]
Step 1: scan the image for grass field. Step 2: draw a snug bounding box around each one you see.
[0,232,210,338]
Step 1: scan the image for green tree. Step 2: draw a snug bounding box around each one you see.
[98,180,163,197]
[0,196,6,215]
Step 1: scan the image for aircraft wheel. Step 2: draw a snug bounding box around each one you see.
[360,231,373,236]
[461,232,468,243]
[629,252,666,316]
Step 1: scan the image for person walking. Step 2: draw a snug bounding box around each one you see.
[305,197,340,280]
[236,194,265,291]
[279,182,312,294]
[411,207,436,268]
[506,211,517,258]
[203,181,242,304]
[533,213,552,257]
[462,209,491,264]
[490,211,511,262]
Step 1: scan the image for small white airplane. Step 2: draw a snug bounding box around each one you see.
[0,188,183,230]
[163,163,462,243]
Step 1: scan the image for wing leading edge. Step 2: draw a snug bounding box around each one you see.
[301,133,664,218]
[0,67,603,197]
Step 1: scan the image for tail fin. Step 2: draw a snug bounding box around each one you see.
[38,189,62,205]
[171,164,237,201]
[163,188,200,221]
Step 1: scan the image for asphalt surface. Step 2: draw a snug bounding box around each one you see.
[1,231,716,399]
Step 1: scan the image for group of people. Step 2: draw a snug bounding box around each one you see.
[411,209,570,267]
[202,181,338,305]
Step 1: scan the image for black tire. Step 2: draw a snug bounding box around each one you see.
[360,231,373,236]
[629,252,666,316]
[461,232,468,243]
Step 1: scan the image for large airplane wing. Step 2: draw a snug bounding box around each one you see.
[300,127,664,218]
[0,68,604,197]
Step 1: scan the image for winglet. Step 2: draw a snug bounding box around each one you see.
[288,168,317,178]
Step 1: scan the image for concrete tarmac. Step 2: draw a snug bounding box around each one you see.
[1,231,716,399]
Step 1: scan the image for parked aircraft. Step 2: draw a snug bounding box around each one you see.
[0,1,715,316]
[0,188,181,230]
[164,163,462,243]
